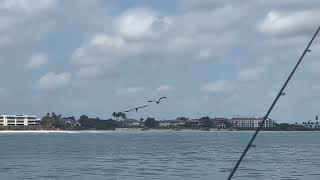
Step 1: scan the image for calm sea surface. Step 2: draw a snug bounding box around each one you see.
[0,131,320,180]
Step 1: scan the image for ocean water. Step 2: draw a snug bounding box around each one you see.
[0,131,320,180]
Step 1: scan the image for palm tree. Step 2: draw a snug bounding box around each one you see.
[121,113,126,120]
[116,112,121,121]
[112,112,117,120]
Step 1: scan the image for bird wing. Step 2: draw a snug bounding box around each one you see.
[148,100,155,102]
[159,97,167,100]
[124,108,135,112]
[138,105,149,109]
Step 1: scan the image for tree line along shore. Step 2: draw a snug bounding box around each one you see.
[0,112,317,131]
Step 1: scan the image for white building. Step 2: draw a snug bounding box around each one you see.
[231,117,275,128]
[0,115,41,126]
[302,120,320,129]
[218,123,226,129]
[122,119,142,127]
[159,120,185,128]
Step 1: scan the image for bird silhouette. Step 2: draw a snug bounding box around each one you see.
[148,97,167,104]
[124,105,149,113]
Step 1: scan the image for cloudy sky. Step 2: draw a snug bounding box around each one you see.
[0,0,320,122]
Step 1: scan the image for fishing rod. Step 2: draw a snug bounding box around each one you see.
[227,25,320,180]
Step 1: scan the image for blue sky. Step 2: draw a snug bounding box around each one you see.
[0,0,320,122]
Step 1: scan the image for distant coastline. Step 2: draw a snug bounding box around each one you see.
[1,127,319,132]
[1,112,319,132]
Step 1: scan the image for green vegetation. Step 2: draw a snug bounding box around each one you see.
[201,116,214,128]
[112,112,126,120]
[78,115,119,130]
[41,113,65,129]
[271,123,310,131]
[144,117,159,128]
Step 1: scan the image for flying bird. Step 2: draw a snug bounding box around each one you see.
[124,105,149,113]
[148,97,167,104]
[124,109,134,113]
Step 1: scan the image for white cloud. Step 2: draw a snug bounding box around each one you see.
[195,48,214,60]
[113,8,171,41]
[89,34,124,48]
[116,86,144,96]
[71,34,129,67]
[71,6,240,76]
[26,53,49,69]
[268,36,308,48]
[157,85,175,92]
[0,0,57,14]
[202,80,231,93]
[35,72,71,91]
[238,67,264,81]
[257,0,320,8]
[76,65,106,79]
[258,10,320,36]
[174,5,243,34]
[0,0,58,47]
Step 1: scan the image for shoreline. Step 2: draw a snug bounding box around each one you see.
[0,129,319,133]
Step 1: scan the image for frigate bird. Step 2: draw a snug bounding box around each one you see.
[148,97,167,104]
[124,105,149,113]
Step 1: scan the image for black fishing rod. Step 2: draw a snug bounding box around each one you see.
[227,25,320,180]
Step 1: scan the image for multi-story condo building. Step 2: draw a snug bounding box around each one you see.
[0,115,41,126]
[231,117,275,128]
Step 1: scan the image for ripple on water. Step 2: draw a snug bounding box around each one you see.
[1,131,320,180]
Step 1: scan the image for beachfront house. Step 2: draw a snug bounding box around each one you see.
[122,119,142,127]
[302,120,320,129]
[62,117,78,127]
[212,118,230,129]
[158,120,185,128]
[218,123,226,129]
[185,120,204,128]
